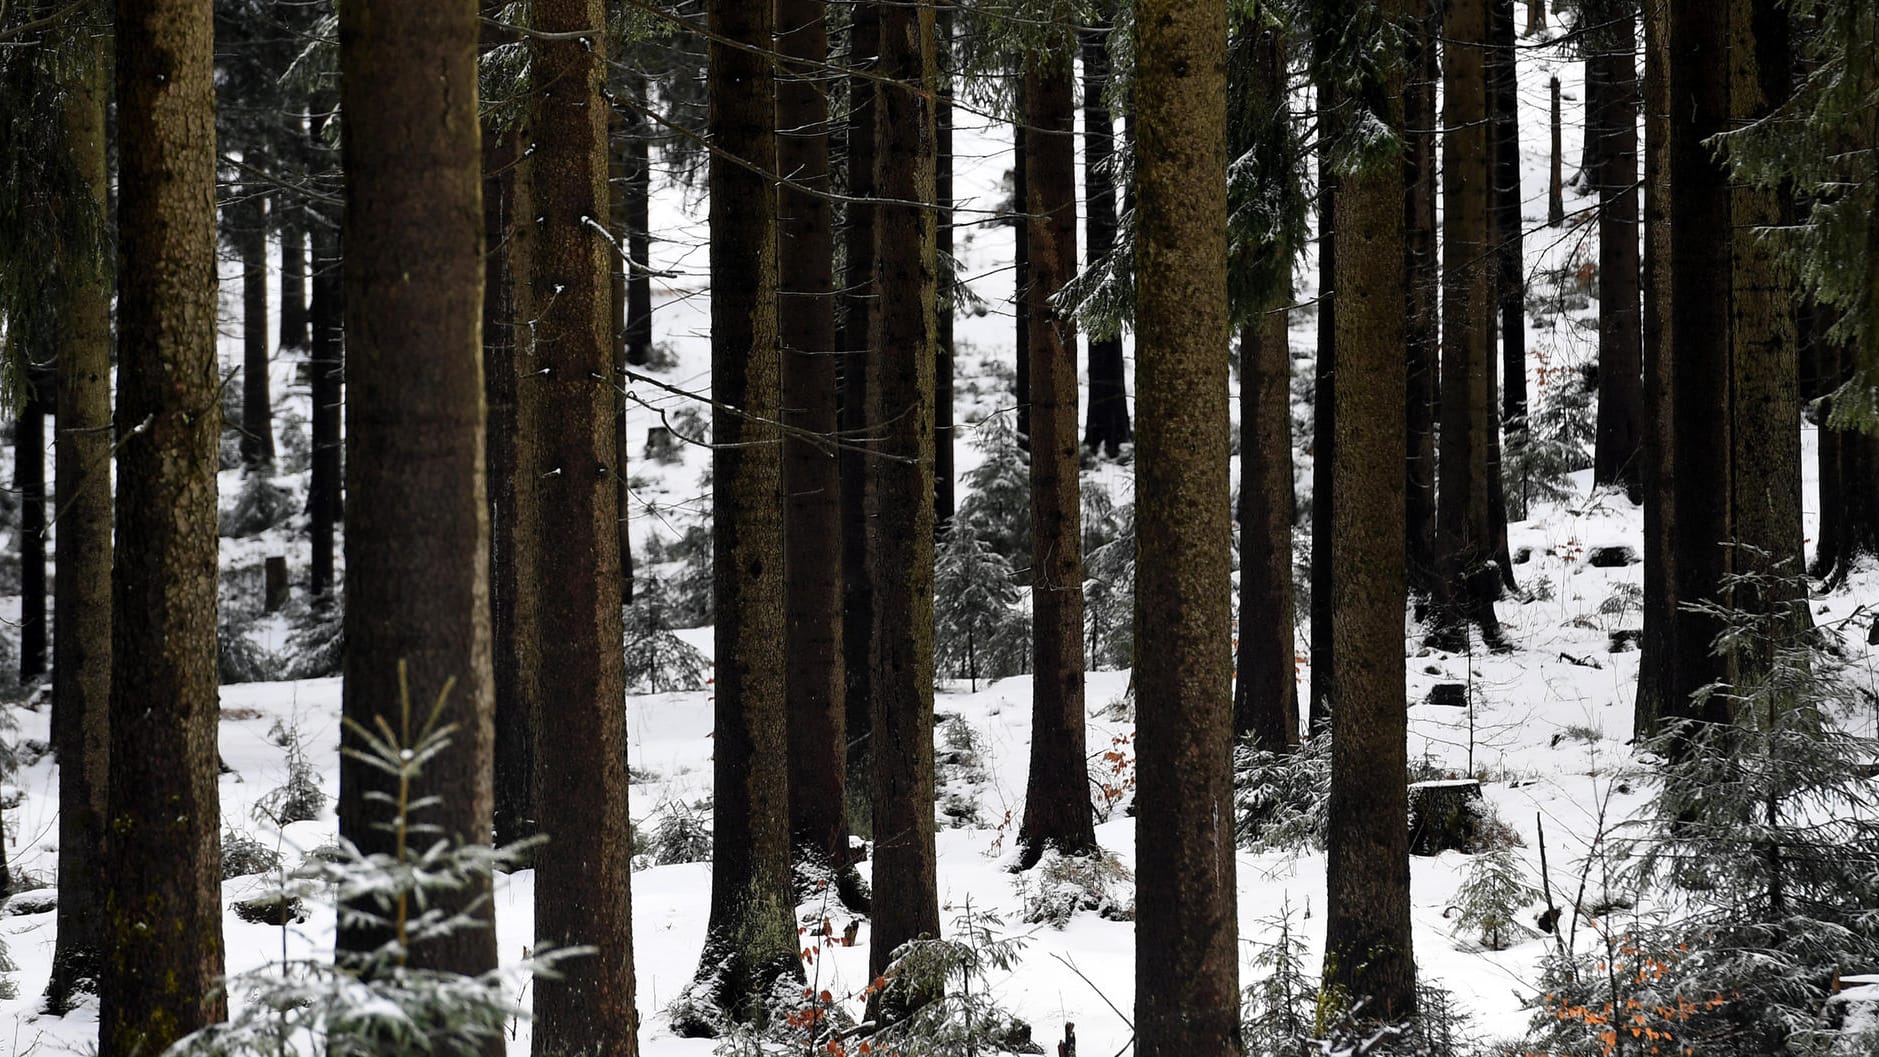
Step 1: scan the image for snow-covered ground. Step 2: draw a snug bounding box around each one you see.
[0,27,1869,1057]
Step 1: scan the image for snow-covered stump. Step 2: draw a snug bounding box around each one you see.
[1408,779,1484,855]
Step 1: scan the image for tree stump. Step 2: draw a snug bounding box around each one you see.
[1587,545,1638,567]
[645,426,676,461]
[1425,683,1469,708]
[264,555,289,612]
[1408,779,1484,855]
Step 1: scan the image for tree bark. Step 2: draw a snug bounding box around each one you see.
[778,0,850,880]
[47,27,112,1010]
[840,1,879,806]
[1013,92,1031,450]
[18,394,46,684]
[624,71,654,366]
[1235,308,1299,751]
[1132,0,1239,1052]
[519,1,638,1051]
[1635,0,1677,735]
[1436,0,1507,646]
[936,8,956,523]
[1017,48,1097,868]
[1549,76,1565,226]
[1589,0,1645,500]
[237,187,274,466]
[101,0,227,1049]
[1491,0,1529,435]
[1405,0,1441,598]
[279,183,310,352]
[1324,1,1418,1025]
[1309,78,1337,733]
[336,0,498,1005]
[865,0,942,1013]
[1081,25,1131,457]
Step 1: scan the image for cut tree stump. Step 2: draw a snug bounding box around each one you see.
[1586,546,1637,568]
[264,555,289,612]
[1408,779,1484,855]
[1425,683,1469,708]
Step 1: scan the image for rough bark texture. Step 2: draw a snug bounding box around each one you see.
[101,0,228,1050]
[839,1,879,804]
[624,70,654,366]
[1131,0,1239,1052]
[1635,0,1676,735]
[679,0,800,1029]
[609,102,636,605]
[335,0,499,1007]
[519,2,638,1052]
[237,187,274,466]
[1308,79,1337,734]
[48,29,113,1010]
[778,0,850,878]
[18,394,46,683]
[307,92,342,599]
[1436,0,1506,646]
[1405,0,1441,598]
[1324,2,1417,1024]
[1235,307,1299,752]
[864,0,942,1008]
[1013,96,1030,451]
[1018,50,1097,868]
[1727,0,1805,682]
[1665,0,1733,728]
[1081,26,1131,457]
[936,11,956,523]
[1490,0,1528,434]
[1589,0,1645,499]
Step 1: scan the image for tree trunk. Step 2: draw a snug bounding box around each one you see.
[237,188,274,466]
[1017,48,1097,869]
[1132,1,1239,1051]
[840,1,880,807]
[1235,309,1299,751]
[18,395,46,684]
[1436,0,1507,646]
[1528,0,1547,34]
[1325,2,1418,1025]
[1081,26,1131,457]
[1636,0,1675,734]
[519,1,638,1051]
[865,0,942,1013]
[279,183,310,353]
[624,71,654,366]
[47,31,113,1010]
[1492,0,1529,435]
[1549,76,1565,226]
[778,0,850,881]
[1665,0,1733,728]
[1405,0,1441,599]
[101,0,227,1049]
[1309,78,1337,733]
[936,10,956,523]
[336,0,498,1000]
[1728,0,1804,654]
[308,93,343,599]
[1590,0,1645,500]
[1012,92,1031,450]
[608,103,636,607]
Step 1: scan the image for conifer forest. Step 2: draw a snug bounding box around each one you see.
[6,0,1879,1054]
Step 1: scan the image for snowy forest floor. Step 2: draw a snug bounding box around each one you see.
[0,29,1872,1057]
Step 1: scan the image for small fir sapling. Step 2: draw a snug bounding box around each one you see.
[623,580,712,692]
[933,520,1028,691]
[1082,496,1135,671]
[1233,732,1332,852]
[954,415,1033,566]
[865,905,1043,1057]
[1450,843,1539,950]
[1240,900,1315,1057]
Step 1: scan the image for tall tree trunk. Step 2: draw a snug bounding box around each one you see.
[1549,76,1565,226]
[609,103,636,606]
[1436,0,1507,647]
[1235,309,1299,751]
[936,8,956,523]
[1491,0,1529,435]
[1081,24,1131,457]
[678,0,800,1030]
[47,27,113,1010]
[1635,0,1676,734]
[1728,0,1803,649]
[624,71,654,366]
[1325,2,1417,1022]
[1308,78,1337,733]
[1405,0,1441,598]
[237,188,274,466]
[101,0,227,1049]
[865,0,942,1014]
[1012,92,1031,449]
[1017,47,1097,869]
[336,0,498,998]
[1665,0,1733,727]
[18,394,46,684]
[520,1,638,1051]
[279,183,310,352]
[778,0,850,881]
[1132,0,1238,1051]
[840,1,879,808]
[482,11,530,850]
[1590,0,1645,500]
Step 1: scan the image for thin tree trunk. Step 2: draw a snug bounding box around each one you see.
[1012,89,1030,449]
[840,1,880,807]
[47,30,112,1010]
[101,0,226,1048]
[1132,0,1239,1050]
[520,0,637,1050]
[1017,47,1097,869]
[1308,78,1337,733]
[238,188,274,466]
[609,103,636,606]
[1590,0,1645,500]
[1635,0,1676,735]
[624,71,654,365]
[279,182,310,352]
[1436,0,1507,646]
[1549,76,1565,226]
[1235,308,1299,751]
[778,0,850,880]
[936,7,956,523]
[1665,0,1733,728]
[18,395,46,684]
[1406,0,1441,599]
[336,0,497,1000]
[1326,2,1417,1021]
[864,0,942,1014]
[1081,24,1130,457]
[308,127,342,598]
[1491,0,1528,435]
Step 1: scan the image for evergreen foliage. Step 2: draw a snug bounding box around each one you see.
[219,471,297,538]
[1501,368,1596,519]
[1233,733,1332,852]
[1450,844,1539,951]
[954,415,1034,565]
[934,519,1029,690]
[1240,900,1316,1057]
[866,907,1044,1057]
[1082,491,1135,670]
[623,584,713,693]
